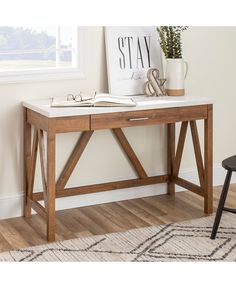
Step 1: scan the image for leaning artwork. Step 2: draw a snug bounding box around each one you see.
[105,26,163,95]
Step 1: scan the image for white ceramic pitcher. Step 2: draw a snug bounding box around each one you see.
[165,59,188,96]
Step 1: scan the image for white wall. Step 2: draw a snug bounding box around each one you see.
[183,27,236,165]
[0,26,236,219]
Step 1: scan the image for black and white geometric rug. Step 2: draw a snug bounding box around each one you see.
[1,213,236,261]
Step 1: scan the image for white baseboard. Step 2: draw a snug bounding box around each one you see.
[0,165,233,220]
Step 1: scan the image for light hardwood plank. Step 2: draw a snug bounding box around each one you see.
[0,184,234,253]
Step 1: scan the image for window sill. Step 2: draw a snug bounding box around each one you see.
[0,68,86,84]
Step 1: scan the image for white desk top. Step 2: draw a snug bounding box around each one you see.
[23,95,213,118]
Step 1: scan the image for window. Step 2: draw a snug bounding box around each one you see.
[0,26,84,83]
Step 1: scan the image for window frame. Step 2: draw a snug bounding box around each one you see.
[0,27,85,84]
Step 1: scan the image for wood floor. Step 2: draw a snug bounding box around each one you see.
[0,184,235,253]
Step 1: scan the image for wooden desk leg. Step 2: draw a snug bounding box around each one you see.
[204,104,213,214]
[46,129,56,242]
[167,123,175,195]
[23,108,32,218]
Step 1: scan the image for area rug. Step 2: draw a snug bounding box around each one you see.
[1,213,236,261]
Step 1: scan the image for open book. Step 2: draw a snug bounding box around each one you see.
[51,93,136,107]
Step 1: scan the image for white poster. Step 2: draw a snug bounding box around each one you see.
[105,26,163,95]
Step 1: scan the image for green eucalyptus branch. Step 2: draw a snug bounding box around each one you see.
[157,26,188,59]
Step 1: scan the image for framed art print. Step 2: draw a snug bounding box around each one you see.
[105,26,163,95]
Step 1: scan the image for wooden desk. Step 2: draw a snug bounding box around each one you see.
[23,95,213,242]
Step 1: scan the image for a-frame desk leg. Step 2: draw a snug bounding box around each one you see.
[167,123,175,195]
[46,129,56,242]
[23,107,32,218]
[204,104,213,214]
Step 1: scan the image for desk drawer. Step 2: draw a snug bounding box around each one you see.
[51,115,90,133]
[91,105,208,130]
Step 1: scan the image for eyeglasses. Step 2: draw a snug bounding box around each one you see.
[67,91,97,102]
[67,92,83,102]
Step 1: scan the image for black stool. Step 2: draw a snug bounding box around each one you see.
[211,155,236,239]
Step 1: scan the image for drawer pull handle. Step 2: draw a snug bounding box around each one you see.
[128,117,149,121]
